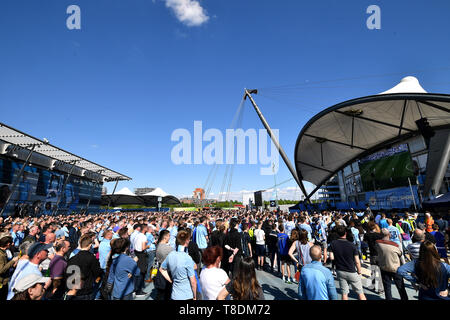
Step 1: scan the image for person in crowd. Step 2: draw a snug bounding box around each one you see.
[387,219,403,253]
[48,239,70,300]
[0,233,19,300]
[407,229,425,260]
[196,216,209,256]
[95,229,112,299]
[22,225,39,243]
[98,230,113,272]
[39,233,56,276]
[397,215,412,254]
[240,223,252,260]
[132,223,149,298]
[10,223,23,249]
[277,224,292,284]
[284,215,296,237]
[159,230,197,300]
[167,218,178,249]
[209,220,226,248]
[144,226,157,283]
[429,223,449,264]
[363,221,383,293]
[105,238,140,300]
[217,256,265,300]
[329,225,366,300]
[435,213,448,233]
[223,218,242,277]
[417,222,436,244]
[11,273,49,300]
[267,223,279,273]
[153,230,173,300]
[376,228,408,300]
[199,246,230,300]
[178,226,201,277]
[288,229,313,285]
[298,245,338,300]
[297,216,312,241]
[254,222,265,270]
[311,216,328,263]
[397,240,450,300]
[425,212,434,233]
[378,213,389,229]
[117,227,129,240]
[7,241,52,300]
[349,220,362,259]
[64,234,102,300]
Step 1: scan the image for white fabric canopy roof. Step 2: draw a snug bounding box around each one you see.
[102,187,180,206]
[294,76,450,199]
[115,187,136,196]
[142,187,169,197]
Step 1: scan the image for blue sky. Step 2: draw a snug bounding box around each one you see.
[1,1,450,200]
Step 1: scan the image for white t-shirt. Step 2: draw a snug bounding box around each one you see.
[199,267,229,300]
[254,229,265,245]
[133,233,147,252]
[284,221,296,237]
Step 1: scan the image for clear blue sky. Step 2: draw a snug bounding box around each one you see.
[1,1,450,200]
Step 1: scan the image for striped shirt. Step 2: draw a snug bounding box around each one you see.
[407,242,421,260]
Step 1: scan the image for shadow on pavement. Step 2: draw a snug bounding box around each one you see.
[262,284,299,300]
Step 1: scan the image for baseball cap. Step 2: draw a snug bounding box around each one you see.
[27,242,52,259]
[13,273,50,293]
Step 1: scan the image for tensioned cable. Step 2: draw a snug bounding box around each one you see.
[204,98,245,202]
[258,66,450,91]
[224,98,245,202]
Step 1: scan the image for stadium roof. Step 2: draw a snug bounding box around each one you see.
[294,76,450,199]
[0,122,131,182]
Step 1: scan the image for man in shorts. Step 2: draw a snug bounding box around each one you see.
[277,224,292,284]
[329,225,366,300]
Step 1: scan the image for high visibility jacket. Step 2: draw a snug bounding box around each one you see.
[425,218,434,233]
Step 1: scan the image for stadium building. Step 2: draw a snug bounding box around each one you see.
[0,122,131,216]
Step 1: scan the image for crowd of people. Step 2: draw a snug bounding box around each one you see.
[0,207,449,301]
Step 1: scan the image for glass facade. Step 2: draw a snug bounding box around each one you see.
[0,155,102,216]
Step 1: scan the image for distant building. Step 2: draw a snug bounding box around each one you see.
[193,188,205,200]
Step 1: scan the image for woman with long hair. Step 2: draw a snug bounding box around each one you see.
[104,238,140,300]
[199,246,230,300]
[288,229,313,284]
[397,240,450,300]
[217,256,264,300]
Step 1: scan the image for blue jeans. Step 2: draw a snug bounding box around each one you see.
[145,250,156,281]
[93,269,105,299]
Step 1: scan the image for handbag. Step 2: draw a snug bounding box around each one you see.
[153,269,167,290]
